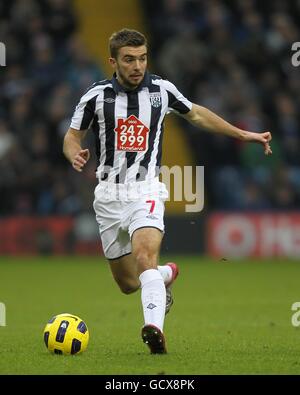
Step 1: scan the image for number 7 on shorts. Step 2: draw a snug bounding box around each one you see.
[146,200,155,214]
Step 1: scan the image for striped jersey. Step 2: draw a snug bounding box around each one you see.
[70,71,193,183]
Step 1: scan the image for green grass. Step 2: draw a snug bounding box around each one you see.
[0,256,300,374]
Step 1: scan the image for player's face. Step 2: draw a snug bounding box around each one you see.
[109,45,147,90]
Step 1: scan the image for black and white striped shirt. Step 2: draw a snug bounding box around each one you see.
[70,72,192,183]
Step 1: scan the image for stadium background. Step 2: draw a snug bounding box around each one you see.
[1,0,300,376]
[1,0,300,259]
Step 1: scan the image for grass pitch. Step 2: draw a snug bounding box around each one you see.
[0,256,300,375]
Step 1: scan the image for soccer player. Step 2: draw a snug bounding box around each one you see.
[63,28,272,354]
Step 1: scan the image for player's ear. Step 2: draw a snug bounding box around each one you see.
[109,57,117,69]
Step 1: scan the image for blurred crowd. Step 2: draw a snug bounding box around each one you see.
[143,0,300,210]
[1,0,300,216]
[0,0,104,216]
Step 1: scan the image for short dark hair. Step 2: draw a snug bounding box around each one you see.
[109,28,147,58]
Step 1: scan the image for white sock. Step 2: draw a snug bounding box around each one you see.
[139,269,166,332]
[157,265,172,285]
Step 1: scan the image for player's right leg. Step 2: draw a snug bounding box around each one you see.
[93,184,140,293]
[160,263,179,315]
[108,253,139,295]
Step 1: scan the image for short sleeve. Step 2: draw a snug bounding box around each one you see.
[70,90,98,131]
[164,80,193,114]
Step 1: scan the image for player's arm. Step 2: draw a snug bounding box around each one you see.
[63,128,90,172]
[182,103,272,155]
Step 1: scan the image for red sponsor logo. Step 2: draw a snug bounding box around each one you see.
[115,115,149,152]
[207,212,300,258]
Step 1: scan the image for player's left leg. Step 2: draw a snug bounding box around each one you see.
[131,227,163,275]
[109,252,178,314]
[131,227,167,353]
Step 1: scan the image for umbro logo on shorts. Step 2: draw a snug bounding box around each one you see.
[146,214,158,220]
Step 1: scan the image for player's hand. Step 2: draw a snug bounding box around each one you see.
[72,149,90,172]
[245,131,272,156]
[260,132,272,155]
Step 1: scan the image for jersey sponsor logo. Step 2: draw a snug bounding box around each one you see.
[114,115,149,152]
[149,92,162,108]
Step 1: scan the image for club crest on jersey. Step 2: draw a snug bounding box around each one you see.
[149,92,162,108]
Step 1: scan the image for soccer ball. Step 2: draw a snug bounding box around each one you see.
[43,313,89,355]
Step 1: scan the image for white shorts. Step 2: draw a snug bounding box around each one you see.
[93,178,169,260]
